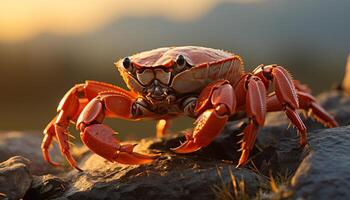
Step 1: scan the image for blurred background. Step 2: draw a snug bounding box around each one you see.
[0,0,349,139]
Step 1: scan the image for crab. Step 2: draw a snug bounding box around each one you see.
[42,46,338,171]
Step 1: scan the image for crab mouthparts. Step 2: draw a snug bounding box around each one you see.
[145,80,171,101]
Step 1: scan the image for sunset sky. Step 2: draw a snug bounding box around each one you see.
[0,0,265,42]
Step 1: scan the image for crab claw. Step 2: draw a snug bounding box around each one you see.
[171,133,202,153]
[171,109,228,153]
[81,124,158,165]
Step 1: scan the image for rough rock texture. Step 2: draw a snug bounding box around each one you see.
[290,126,350,200]
[24,175,67,200]
[59,155,262,200]
[0,156,32,200]
[0,131,62,175]
[24,133,265,200]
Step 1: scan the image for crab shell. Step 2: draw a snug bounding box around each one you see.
[115,46,244,96]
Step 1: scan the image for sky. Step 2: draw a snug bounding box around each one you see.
[0,0,266,42]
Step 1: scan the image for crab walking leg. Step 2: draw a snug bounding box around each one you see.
[156,119,170,138]
[42,81,136,170]
[42,117,60,166]
[236,76,267,167]
[172,80,236,153]
[287,80,337,127]
[253,65,309,146]
[266,91,338,128]
[76,92,158,165]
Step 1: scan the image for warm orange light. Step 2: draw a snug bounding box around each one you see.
[0,0,266,43]
[342,54,350,92]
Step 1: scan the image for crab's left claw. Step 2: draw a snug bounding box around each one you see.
[172,81,235,154]
[77,96,159,166]
[81,124,158,165]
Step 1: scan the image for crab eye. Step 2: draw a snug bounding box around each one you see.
[123,57,131,69]
[176,54,185,66]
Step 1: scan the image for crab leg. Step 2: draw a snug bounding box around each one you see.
[42,116,60,166]
[172,80,236,153]
[156,119,170,138]
[254,65,311,146]
[77,92,158,165]
[266,91,338,128]
[42,81,138,170]
[235,65,331,167]
[235,75,267,167]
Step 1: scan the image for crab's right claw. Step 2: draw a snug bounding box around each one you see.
[116,151,159,165]
[171,133,202,153]
[172,82,234,154]
[80,124,159,165]
[171,109,229,153]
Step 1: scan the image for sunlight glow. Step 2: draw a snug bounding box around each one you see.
[0,0,266,43]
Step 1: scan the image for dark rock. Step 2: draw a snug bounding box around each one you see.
[290,126,350,200]
[0,156,32,200]
[39,134,263,200]
[0,131,62,175]
[59,153,264,200]
[24,175,67,200]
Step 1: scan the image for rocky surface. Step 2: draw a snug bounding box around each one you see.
[0,89,350,200]
[290,126,350,200]
[56,155,262,200]
[23,131,266,200]
[0,156,32,200]
[0,131,62,175]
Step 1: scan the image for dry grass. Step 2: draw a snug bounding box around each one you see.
[213,166,294,200]
[212,168,249,200]
[266,170,294,200]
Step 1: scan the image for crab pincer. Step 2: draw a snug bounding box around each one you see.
[80,124,158,165]
[172,80,235,154]
[76,95,159,167]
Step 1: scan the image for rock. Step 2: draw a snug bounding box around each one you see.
[0,156,32,200]
[290,126,350,200]
[0,131,62,175]
[24,175,67,200]
[33,134,264,200]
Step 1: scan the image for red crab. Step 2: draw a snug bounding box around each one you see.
[42,46,338,171]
